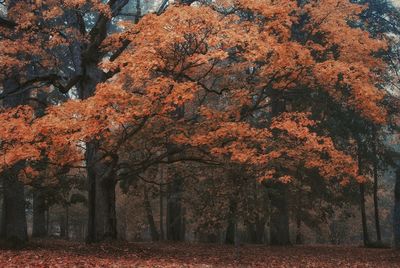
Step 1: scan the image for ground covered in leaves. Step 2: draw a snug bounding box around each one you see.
[0,239,399,267]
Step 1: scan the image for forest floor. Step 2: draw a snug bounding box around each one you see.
[0,239,399,267]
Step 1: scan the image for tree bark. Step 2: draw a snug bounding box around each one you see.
[295,214,303,245]
[160,184,165,240]
[65,206,69,240]
[269,183,291,245]
[0,77,28,244]
[357,140,370,246]
[166,176,184,241]
[144,186,160,241]
[1,174,28,243]
[372,131,381,242]
[32,191,47,237]
[85,142,118,242]
[225,200,237,244]
[360,183,370,246]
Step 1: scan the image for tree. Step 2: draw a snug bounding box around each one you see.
[0,0,389,245]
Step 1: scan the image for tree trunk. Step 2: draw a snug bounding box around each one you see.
[357,139,370,246]
[1,174,28,243]
[166,176,184,241]
[32,191,47,237]
[360,183,370,246]
[0,77,28,244]
[394,168,400,249]
[65,206,69,240]
[96,175,117,241]
[86,142,118,242]
[225,200,237,244]
[160,184,165,240]
[268,95,290,246]
[372,131,381,243]
[60,214,66,238]
[144,186,159,241]
[269,183,290,245]
[295,215,303,245]
[159,166,165,240]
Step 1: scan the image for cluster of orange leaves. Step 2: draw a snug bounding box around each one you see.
[0,0,388,185]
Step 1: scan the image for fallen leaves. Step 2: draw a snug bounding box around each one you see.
[1,239,399,268]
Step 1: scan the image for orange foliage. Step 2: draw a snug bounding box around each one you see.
[0,0,388,185]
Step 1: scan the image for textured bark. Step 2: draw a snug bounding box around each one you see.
[360,183,370,246]
[166,176,184,241]
[225,200,237,245]
[1,174,28,242]
[269,183,291,245]
[85,143,118,242]
[159,184,165,240]
[0,77,28,244]
[357,140,370,246]
[81,63,117,243]
[32,191,47,237]
[371,132,381,242]
[144,186,160,241]
[295,215,303,245]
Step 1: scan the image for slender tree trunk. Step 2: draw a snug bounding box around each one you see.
[357,139,370,246]
[65,206,69,240]
[159,166,165,240]
[360,183,370,246]
[144,186,160,241]
[32,191,47,237]
[295,215,303,245]
[295,188,303,245]
[394,168,400,249]
[85,143,97,243]
[46,208,50,235]
[60,214,66,238]
[372,131,381,242]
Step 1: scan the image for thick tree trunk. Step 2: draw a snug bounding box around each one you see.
[144,186,160,241]
[96,175,117,240]
[1,175,28,243]
[270,183,290,245]
[32,191,47,237]
[225,200,237,245]
[86,142,118,242]
[166,176,184,241]
[394,168,400,249]
[0,78,28,244]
